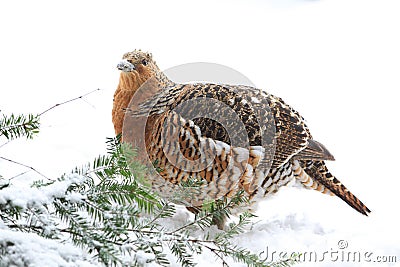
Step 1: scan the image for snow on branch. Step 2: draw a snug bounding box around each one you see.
[0,91,297,267]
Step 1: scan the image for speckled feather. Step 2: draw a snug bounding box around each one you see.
[113,49,370,216]
[143,110,266,205]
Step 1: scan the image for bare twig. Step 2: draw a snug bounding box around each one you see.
[0,156,52,181]
[1,89,103,180]
[38,88,101,116]
[202,244,230,267]
[8,170,30,181]
[0,140,11,149]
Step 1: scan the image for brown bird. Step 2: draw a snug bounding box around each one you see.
[112,50,370,227]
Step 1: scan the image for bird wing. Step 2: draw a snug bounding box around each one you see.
[294,139,335,161]
[144,109,268,206]
[128,81,334,170]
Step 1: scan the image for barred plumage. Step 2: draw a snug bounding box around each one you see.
[112,50,370,224]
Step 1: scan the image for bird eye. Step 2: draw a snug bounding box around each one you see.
[142,59,148,66]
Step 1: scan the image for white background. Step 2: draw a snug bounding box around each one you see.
[1,0,399,266]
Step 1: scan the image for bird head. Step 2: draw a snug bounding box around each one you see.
[116,49,175,97]
[117,49,160,80]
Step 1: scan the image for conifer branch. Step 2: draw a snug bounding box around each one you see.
[0,96,299,266]
[0,113,40,140]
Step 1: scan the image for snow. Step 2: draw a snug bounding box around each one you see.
[0,174,86,211]
[133,250,157,266]
[1,0,400,266]
[0,229,98,267]
[66,191,87,203]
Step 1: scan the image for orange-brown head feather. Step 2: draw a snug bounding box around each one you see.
[112,50,161,136]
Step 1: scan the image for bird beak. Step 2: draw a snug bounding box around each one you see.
[117,60,135,72]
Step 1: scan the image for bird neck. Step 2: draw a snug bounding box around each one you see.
[154,69,176,88]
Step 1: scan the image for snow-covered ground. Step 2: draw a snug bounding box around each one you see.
[1,0,400,266]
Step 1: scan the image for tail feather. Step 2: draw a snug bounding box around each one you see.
[293,160,334,196]
[295,160,371,215]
